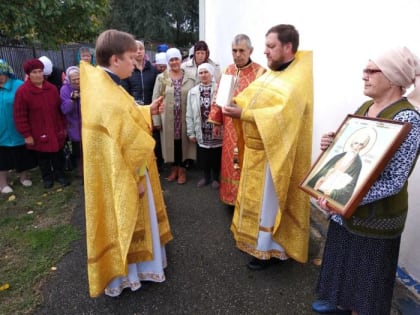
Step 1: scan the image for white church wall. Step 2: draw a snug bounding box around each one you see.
[200,0,420,297]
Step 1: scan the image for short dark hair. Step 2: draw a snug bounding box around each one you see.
[193,40,210,61]
[95,29,137,67]
[194,40,209,52]
[266,24,299,53]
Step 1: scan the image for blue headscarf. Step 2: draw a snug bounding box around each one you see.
[0,59,16,79]
[77,46,95,65]
[157,44,169,53]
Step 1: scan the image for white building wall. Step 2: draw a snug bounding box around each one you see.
[200,0,420,297]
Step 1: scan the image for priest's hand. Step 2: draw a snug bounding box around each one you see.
[222,103,242,119]
[150,96,164,115]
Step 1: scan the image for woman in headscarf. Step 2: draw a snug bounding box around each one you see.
[77,46,95,65]
[186,63,222,188]
[14,58,69,189]
[152,48,196,184]
[154,52,168,73]
[312,47,420,315]
[0,59,37,194]
[60,66,82,175]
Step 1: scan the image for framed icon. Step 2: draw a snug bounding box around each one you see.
[300,114,412,218]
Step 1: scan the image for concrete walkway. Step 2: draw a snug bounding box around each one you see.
[34,167,419,314]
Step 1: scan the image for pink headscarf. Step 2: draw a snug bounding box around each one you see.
[372,47,420,108]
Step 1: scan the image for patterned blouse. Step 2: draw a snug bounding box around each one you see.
[332,109,420,226]
[172,77,183,140]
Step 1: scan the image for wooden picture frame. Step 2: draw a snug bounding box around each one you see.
[299,114,412,218]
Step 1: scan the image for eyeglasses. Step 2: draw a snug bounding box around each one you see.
[363,69,382,76]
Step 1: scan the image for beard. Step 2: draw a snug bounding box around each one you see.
[267,56,286,70]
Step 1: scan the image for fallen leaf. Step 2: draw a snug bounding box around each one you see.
[51,267,57,271]
[27,210,34,214]
[8,195,16,201]
[56,188,63,192]
[0,283,10,291]
[42,193,48,197]
[36,202,43,205]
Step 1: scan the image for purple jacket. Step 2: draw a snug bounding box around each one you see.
[60,83,81,141]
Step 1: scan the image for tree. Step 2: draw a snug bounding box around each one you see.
[0,0,109,48]
[104,0,198,49]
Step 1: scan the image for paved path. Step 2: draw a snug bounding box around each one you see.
[34,167,417,314]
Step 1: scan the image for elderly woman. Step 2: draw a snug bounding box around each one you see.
[0,60,37,193]
[60,66,82,174]
[77,46,95,64]
[312,47,420,315]
[154,52,168,74]
[152,48,196,184]
[14,59,69,189]
[38,56,65,92]
[186,63,222,188]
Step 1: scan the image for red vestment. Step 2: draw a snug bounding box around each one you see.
[209,61,265,205]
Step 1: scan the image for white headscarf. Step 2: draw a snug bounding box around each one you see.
[38,56,53,76]
[372,47,420,108]
[166,48,182,63]
[66,66,79,79]
[155,52,167,65]
[197,63,214,78]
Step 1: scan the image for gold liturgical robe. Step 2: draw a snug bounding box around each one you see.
[80,62,172,297]
[231,51,313,263]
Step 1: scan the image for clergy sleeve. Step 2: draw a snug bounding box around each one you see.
[240,108,254,122]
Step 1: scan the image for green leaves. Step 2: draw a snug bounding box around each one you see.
[104,0,198,47]
[0,0,198,49]
[0,0,109,48]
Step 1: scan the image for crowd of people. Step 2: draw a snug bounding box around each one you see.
[1,24,419,314]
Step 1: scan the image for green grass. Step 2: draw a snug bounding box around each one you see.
[0,169,82,314]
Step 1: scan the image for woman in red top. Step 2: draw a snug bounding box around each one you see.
[14,59,69,188]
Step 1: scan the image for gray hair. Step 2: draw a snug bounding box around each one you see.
[232,34,252,49]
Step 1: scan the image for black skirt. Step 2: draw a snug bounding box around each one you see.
[0,145,37,172]
[316,220,400,315]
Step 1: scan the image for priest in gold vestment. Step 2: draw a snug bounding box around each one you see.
[80,30,172,297]
[223,24,313,270]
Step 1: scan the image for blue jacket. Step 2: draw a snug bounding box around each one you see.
[122,60,157,105]
[0,78,25,146]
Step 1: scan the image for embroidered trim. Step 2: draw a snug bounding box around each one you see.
[236,241,289,260]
